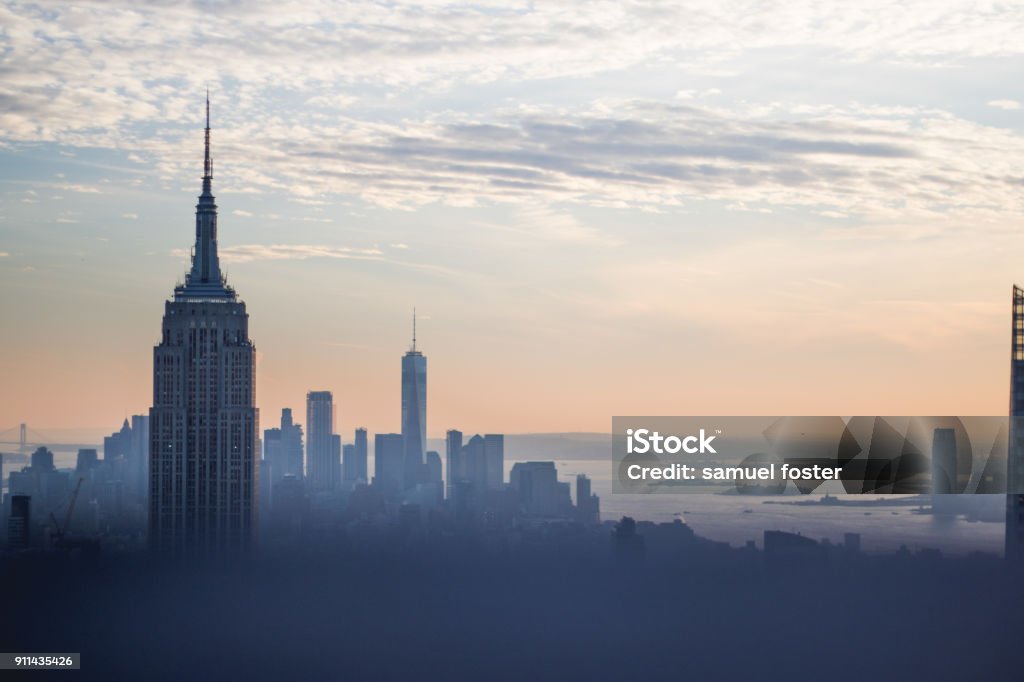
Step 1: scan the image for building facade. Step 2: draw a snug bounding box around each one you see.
[306,391,339,493]
[149,99,258,555]
[343,427,368,484]
[401,312,427,491]
[1007,285,1024,562]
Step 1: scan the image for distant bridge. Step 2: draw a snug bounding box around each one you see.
[0,424,101,454]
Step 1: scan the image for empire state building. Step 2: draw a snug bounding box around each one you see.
[149,99,258,555]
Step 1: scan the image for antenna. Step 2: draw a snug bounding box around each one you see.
[203,90,212,181]
[412,306,417,352]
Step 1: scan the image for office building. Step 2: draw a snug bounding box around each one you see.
[509,461,573,518]
[575,474,600,524]
[343,427,368,484]
[307,391,340,493]
[374,433,404,499]
[8,495,30,550]
[401,311,426,490]
[149,98,259,555]
[445,429,464,500]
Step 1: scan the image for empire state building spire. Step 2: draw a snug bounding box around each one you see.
[176,92,233,301]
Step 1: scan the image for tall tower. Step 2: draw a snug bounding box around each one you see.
[149,97,259,555]
[306,391,339,492]
[1007,286,1024,562]
[401,309,427,490]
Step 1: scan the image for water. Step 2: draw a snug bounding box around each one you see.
[543,458,1005,557]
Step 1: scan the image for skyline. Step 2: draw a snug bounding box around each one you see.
[2,2,1024,434]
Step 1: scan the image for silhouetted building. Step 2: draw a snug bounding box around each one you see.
[575,474,600,524]
[307,391,340,493]
[31,446,54,472]
[8,447,71,533]
[445,429,464,500]
[8,494,30,550]
[104,419,131,462]
[374,433,404,500]
[509,461,572,518]
[76,449,99,475]
[264,408,304,508]
[402,311,426,491]
[149,99,258,555]
[103,416,149,503]
[343,427,368,484]
[1010,285,1024,562]
[453,434,505,492]
[128,415,150,503]
[420,450,444,506]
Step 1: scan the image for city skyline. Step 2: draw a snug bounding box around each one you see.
[2,3,1024,435]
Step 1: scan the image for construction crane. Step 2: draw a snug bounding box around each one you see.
[48,476,84,547]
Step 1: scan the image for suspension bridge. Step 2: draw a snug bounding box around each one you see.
[0,424,102,455]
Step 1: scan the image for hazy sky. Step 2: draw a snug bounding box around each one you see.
[1,1,1023,438]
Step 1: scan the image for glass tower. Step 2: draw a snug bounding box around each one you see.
[401,310,427,490]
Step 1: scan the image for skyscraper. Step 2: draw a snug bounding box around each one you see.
[8,495,30,550]
[149,98,258,555]
[306,391,340,492]
[264,408,304,505]
[402,310,427,490]
[445,429,464,500]
[343,427,368,483]
[374,433,405,500]
[1007,285,1024,562]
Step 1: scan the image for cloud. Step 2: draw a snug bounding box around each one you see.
[232,209,254,217]
[0,251,9,257]
[2,1,1024,144]
[122,213,138,219]
[174,99,1022,225]
[2,2,1024,238]
[988,99,1021,111]
[172,244,384,264]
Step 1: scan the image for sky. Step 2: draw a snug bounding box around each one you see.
[1,1,1023,439]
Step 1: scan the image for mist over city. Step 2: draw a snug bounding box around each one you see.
[1,2,1023,680]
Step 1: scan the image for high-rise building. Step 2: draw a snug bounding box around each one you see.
[575,473,600,524]
[1008,285,1024,562]
[104,419,132,462]
[306,391,340,492]
[402,310,426,490]
[445,429,464,500]
[76,449,99,474]
[509,461,573,518]
[9,447,71,530]
[104,416,149,502]
[374,433,405,499]
[149,98,259,555]
[343,427,368,483]
[8,495,31,550]
[483,434,504,490]
[129,415,150,503]
[264,408,304,507]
